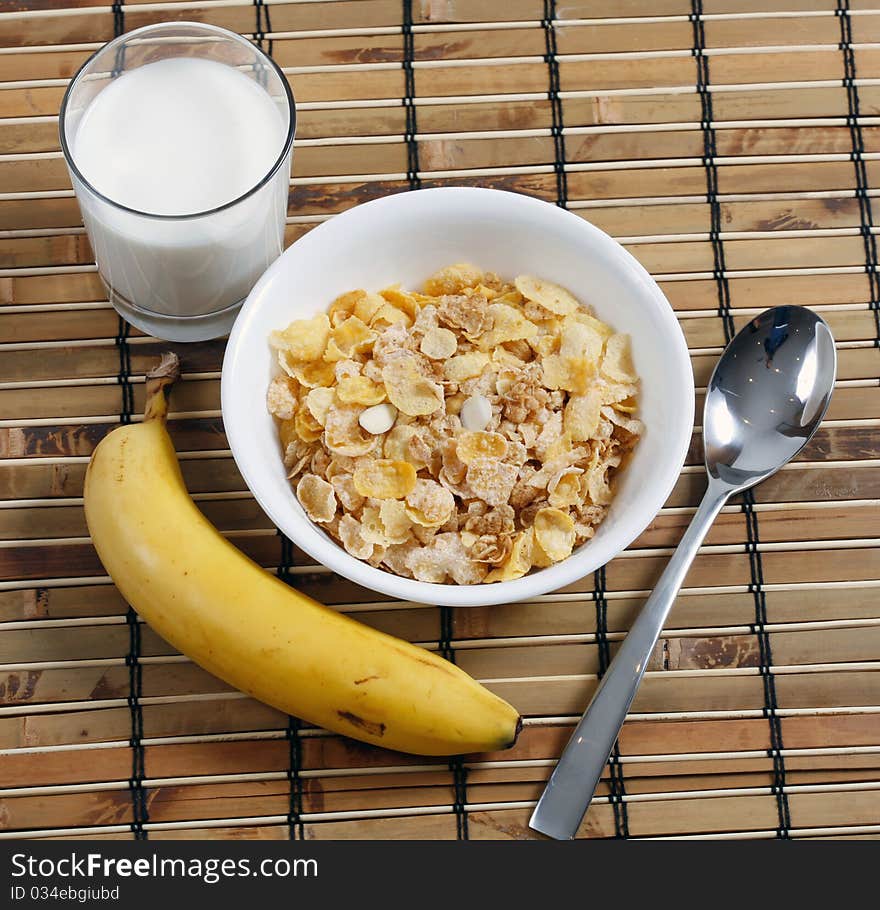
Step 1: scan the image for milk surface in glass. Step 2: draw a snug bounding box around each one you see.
[65,51,291,339]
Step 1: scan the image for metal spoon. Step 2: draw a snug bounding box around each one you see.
[529,305,837,840]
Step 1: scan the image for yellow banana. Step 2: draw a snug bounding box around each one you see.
[84,353,521,756]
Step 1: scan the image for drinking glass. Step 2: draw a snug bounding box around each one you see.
[60,22,295,341]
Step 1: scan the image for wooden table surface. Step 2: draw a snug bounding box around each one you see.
[1,0,879,840]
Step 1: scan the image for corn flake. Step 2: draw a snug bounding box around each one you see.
[270,313,331,362]
[420,327,458,360]
[294,404,324,443]
[382,358,444,417]
[548,468,583,509]
[515,275,580,316]
[267,375,299,420]
[353,459,417,499]
[306,387,336,427]
[423,263,483,297]
[466,458,518,507]
[533,507,576,562]
[296,474,337,523]
[330,472,365,513]
[379,498,414,544]
[290,359,337,389]
[477,303,539,349]
[484,529,534,582]
[338,513,373,559]
[405,479,455,528]
[445,352,490,383]
[564,389,602,442]
[456,430,508,464]
[601,333,637,383]
[324,403,376,457]
[337,375,387,406]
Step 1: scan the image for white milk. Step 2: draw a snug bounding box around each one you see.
[69,57,290,330]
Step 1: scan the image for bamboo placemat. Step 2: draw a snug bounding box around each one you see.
[1,0,879,842]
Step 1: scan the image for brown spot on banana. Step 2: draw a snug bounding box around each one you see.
[337,710,386,738]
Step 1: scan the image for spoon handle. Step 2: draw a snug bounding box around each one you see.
[529,480,731,840]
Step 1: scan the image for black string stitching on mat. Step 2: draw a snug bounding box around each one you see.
[593,566,629,838]
[107,0,146,842]
[692,0,791,836]
[112,1,124,39]
[254,0,274,56]
[125,609,149,839]
[253,3,299,836]
[285,717,305,840]
[115,317,134,425]
[690,1,734,344]
[542,1,568,208]
[111,0,125,73]
[438,608,468,839]
[276,530,305,838]
[742,489,791,837]
[402,1,421,191]
[838,1,880,345]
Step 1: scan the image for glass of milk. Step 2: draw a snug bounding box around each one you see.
[60,22,295,341]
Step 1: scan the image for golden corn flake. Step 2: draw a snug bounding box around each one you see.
[564,389,602,442]
[445,351,490,382]
[353,291,386,325]
[420,327,458,360]
[278,417,298,451]
[466,458,518,508]
[382,358,444,417]
[423,263,484,297]
[380,285,419,321]
[359,505,390,547]
[457,430,508,464]
[268,265,642,585]
[405,479,455,528]
[541,353,593,394]
[560,317,604,365]
[296,473,337,523]
[378,498,414,544]
[305,387,336,427]
[601,333,637,383]
[336,375,386,406]
[371,303,412,330]
[267,375,298,420]
[338,513,373,559]
[534,507,576,562]
[290,358,337,390]
[328,290,363,326]
[294,404,324,443]
[484,529,534,583]
[324,403,376,457]
[270,313,331,362]
[326,316,376,363]
[353,459,417,500]
[330,472,365,513]
[384,424,427,470]
[515,275,580,316]
[548,468,583,510]
[477,303,539,349]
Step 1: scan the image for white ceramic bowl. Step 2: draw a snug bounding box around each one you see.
[222,187,694,607]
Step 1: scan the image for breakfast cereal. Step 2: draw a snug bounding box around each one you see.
[267,264,642,585]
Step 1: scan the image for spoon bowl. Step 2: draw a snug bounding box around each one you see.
[705,306,837,490]
[530,305,837,840]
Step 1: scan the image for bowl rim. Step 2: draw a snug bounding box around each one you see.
[222,186,695,607]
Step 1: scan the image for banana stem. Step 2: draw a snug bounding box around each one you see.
[144,352,181,423]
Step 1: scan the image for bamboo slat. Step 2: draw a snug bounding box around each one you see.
[1,0,879,841]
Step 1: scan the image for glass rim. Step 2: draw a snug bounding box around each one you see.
[59,21,296,222]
